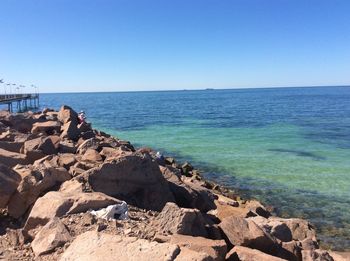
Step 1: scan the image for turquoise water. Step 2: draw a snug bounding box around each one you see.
[38,87,350,250]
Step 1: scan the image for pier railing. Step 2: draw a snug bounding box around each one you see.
[0,93,39,112]
[0,93,38,101]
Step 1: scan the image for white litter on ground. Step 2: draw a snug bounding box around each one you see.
[90,201,129,220]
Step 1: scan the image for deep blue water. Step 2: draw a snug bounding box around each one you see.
[17,86,350,250]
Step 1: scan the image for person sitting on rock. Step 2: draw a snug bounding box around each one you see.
[78,111,86,124]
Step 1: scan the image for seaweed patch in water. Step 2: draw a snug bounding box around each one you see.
[268,148,326,161]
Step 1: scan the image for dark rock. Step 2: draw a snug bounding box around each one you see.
[0,148,28,168]
[86,153,175,211]
[60,121,80,141]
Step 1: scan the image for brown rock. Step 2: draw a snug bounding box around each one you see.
[31,217,71,256]
[58,153,77,170]
[249,216,317,242]
[24,191,120,232]
[175,247,212,260]
[60,121,80,141]
[23,137,57,163]
[69,166,86,177]
[152,202,208,238]
[218,216,277,253]
[226,246,287,261]
[7,165,71,218]
[58,105,78,124]
[33,154,60,168]
[82,148,103,162]
[76,138,99,154]
[59,179,84,194]
[100,147,132,161]
[280,240,302,261]
[0,148,28,168]
[59,231,180,261]
[59,140,77,154]
[169,234,227,261]
[31,121,61,135]
[329,251,350,261]
[86,153,175,211]
[49,135,61,149]
[301,249,334,261]
[0,164,21,208]
[160,165,216,212]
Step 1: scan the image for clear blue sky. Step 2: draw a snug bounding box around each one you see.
[0,0,349,93]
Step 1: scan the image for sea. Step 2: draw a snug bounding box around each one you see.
[19,86,350,250]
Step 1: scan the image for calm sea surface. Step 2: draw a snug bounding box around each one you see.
[39,87,350,250]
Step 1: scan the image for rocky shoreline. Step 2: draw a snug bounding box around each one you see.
[0,105,348,260]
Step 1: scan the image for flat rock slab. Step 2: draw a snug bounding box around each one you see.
[59,231,180,261]
[226,246,287,261]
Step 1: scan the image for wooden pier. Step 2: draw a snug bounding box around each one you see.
[0,93,39,112]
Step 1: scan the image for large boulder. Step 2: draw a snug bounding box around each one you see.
[218,216,277,254]
[58,105,78,125]
[169,234,227,261]
[0,164,21,208]
[151,202,208,238]
[31,217,71,256]
[24,191,120,232]
[86,153,175,211]
[23,137,57,163]
[59,231,181,261]
[7,164,71,218]
[0,148,28,168]
[226,246,287,261]
[31,121,61,135]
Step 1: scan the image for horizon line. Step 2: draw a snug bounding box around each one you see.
[37,84,350,94]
